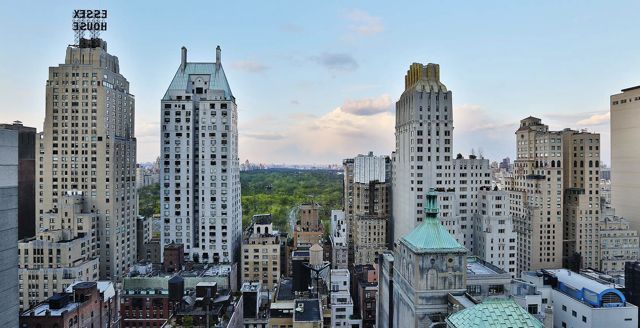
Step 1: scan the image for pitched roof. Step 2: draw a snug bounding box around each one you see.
[401,189,467,253]
[163,62,233,100]
[401,218,467,253]
[446,298,544,328]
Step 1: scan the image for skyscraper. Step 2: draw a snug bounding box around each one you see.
[611,86,640,232]
[160,46,242,264]
[391,63,501,256]
[506,117,601,273]
[392,63,453,244]
[37,37,137,279]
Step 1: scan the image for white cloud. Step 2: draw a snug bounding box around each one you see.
[577,111,610,126]
[340,94,392,116]
[230,60,268,73]
[311,53,358,72]
[346,10,384,36]
[239,104,394,164]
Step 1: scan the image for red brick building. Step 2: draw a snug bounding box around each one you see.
[20,281,118,328]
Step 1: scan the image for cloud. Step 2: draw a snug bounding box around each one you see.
[291,100,300,105]
[453,104,518,160]
[136,121,160,137]
[312,53,358,72]
[242,132,286,141]
[340,94,392,116]
[230,60,268,73]
[346,10,384,36]
[239,106,394,164]
[576,111,610,126]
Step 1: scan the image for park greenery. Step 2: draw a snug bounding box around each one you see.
[136,169,343,232]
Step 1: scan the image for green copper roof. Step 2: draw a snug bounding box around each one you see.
[446,298,544,328]
[400,190,466,253]
[163,63,233,100]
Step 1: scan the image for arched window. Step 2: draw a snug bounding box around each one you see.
[589,160,593,168]
[557,160,561,168]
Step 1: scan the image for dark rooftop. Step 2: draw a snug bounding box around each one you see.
[294,299,322,322]
[621,85,640,92]
[276,279,294,301]
[252,214,272,225]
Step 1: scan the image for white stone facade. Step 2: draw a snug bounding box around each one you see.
[160,47,241,264]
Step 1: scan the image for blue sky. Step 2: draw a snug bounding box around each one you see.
[1,1,638,164]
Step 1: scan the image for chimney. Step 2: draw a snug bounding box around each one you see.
[216,45,221,68]
[180,46,187,72]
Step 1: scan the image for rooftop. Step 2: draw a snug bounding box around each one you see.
[252,214,273,225]
[163,60,233,100]
[466,256,506,276]
[401,190,468,254]
[446,298,543,328]
[293,299,322,322]
[276,279,294,301]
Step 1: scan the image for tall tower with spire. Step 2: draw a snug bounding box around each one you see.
[160,46,242,264]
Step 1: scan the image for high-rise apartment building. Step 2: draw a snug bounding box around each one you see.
[562,129,601,270]
[241,214,280,291]
[391,63,504,260]
[330,210,348,269]
[343,152,391,266]
[0,128,19,328]
[611,86,640,232]
[600,204,639,275]
[160,46,242,264]
[0,122,36,240]
[37,38,137,279]
[472,189,517,276]
[392,63,453,244]
[507,117,564,273]
[507,117,601,273]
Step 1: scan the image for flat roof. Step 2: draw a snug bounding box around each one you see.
[294,299,321,322]
[621,85,640,92]
[550,269,622,294]
[276,279,294,301]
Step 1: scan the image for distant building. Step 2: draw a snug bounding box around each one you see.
[329,269,362,327]
[20,281,118,328]
[18,192,99,310]
[611,86,640,232]
[472,189,517,276]
[499,157,511,171]
[121,263,236,327]
[0,128,19,327]
[600,207,639,275]
[269,279,295,328]
[352,264,377,328]
[160,46,242,264]
[330,210,348,269]
[0,122,36,240]
[135,164,159,189]
[507,117,601,272]
[343,152,391,267]
[136,216,153,262]
[522,269,638,328]
[242,214,281,291]
[293,203,324,250]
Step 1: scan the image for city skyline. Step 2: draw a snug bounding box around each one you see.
[2,1,639,164]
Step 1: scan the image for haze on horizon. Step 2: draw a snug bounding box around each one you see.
[1,1,638,165]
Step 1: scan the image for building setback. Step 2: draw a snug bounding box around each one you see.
[37,37,137,279]
[160,46,242,264]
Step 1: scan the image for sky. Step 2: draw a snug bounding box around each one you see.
[1,1,638,165]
